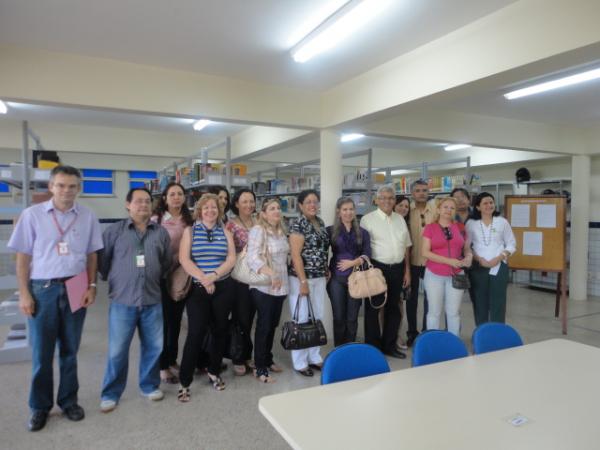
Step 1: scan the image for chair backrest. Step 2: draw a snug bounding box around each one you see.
[411,330,469,367]
[321,343,390,385]
[472,322,523,355]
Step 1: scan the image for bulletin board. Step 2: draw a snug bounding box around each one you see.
[504,195,568,334]
[505,195,567,271]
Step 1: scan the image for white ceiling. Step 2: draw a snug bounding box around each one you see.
[0,0,517,90]
[1,102,248,137]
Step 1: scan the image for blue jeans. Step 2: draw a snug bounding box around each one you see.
[101,303,163,402]
[28,279,87,412]
[326,276,362,347]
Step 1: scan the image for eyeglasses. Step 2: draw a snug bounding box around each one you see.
[206,229,214,242]
[442,226,452,241]
[420,214,425,228]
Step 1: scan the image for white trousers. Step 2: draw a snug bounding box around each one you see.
[423,269,463,337]
[288,276,326,370]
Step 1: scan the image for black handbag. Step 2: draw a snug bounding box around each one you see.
[228,322,249,363]
[281,294,327,350]
[442,224,471,290]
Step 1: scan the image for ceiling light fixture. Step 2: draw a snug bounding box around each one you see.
[444,144,472,151]
[193,119,212,131]
[504,67,600,100]
[341,133,365,142]
[0,100,7,114]
[291,0,391,63]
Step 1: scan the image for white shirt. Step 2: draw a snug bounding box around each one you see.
[360,208,412,264]
[466,216,517,275]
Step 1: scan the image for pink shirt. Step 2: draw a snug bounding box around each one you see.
[151,213,187,266]
[422,222,465,277]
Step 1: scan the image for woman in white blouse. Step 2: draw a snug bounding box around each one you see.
[246,198,290,383]
[466,192,517,325]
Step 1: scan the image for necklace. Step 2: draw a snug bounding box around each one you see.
[479,218,493,246]
[238,216,254,230]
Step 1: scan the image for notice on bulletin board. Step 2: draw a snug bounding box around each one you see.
[523,231,543,256]
[511,204,530,228]
[536,204,557,228]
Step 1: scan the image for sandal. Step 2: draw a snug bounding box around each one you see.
[308,363,323,371]
[269,363,283,373]
[233,364,247,376]
[161,369,179,384]
[246,360,256,370]
[177,386,190,403]
[254,368,276,383]
[296,367,314,377]
[207,373,226,391]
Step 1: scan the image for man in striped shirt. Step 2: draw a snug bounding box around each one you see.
[98,187,171,413]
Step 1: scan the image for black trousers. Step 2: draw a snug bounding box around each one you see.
[159,280,187,370]
[364,260,405,353]
[407,265,429,337]
[251,289,285,371]
[179,278,234,387]
[231,280,256,365]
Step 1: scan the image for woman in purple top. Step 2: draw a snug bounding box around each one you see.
[326,197,371,347]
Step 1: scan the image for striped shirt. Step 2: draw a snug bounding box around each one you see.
[191,222,229,278]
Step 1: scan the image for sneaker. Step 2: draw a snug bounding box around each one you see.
[100,399,117,413]
[143,389,164,401]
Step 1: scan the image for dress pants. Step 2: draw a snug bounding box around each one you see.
[364,260,405,353]
[251,289,285,371]
[231,280,256,365]
[407,265,429,338]
[159,279,186,370]
[288,276,326,371]
[327,275,362,346]
[469,262,509,325]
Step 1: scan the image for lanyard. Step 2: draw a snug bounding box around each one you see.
[50,209,78,242]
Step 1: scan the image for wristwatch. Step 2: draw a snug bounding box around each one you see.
[89,283,97,288]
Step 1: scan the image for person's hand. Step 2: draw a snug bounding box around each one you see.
[460,255,473,268]
[448,258,463,269]
[403,272,411,289]
[81,287,96,308]
[337,259,356,272]
[204,283,216,294]
[300,281,310,296]
[19,291,35,317]
[271,276,282,291]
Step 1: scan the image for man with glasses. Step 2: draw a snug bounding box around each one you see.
[360,186,411,358]
[8,165,103,431]
[407,179,436,346]
[98,187,171,413]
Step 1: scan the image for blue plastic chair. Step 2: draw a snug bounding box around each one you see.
[321,343,390,385]
[472,322,523,355]
[411,330,469,367]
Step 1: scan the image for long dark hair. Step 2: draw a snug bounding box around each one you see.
[209,185,230,215]
[472,192,501,220]
[230,188,256,216]
[331,197,362,247]
[153,182,193,225]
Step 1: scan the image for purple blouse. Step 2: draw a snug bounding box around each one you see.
[326,225,371,279]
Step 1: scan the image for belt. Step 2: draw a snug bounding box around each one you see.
[372,259,404,269]
[49,276,74,284]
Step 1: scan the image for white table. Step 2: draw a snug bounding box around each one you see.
[259,339,600,450]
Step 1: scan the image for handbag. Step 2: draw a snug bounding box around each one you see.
[167,227,195,301]
[442,224,471,290]
[281,294,327,350]
[347,256,388,309]
[231,229,272,286]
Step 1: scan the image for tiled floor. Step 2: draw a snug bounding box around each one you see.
[1,283,599,450]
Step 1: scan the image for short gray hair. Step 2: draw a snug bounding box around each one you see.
[377,185,395,198]
[410,179,429,192]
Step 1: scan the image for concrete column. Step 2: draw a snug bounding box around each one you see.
[319,129,342,225]
[569,155,590,301]
[319,129,342,341]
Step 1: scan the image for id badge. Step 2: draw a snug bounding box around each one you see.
[136,254,146,268]
[57,241,70,256]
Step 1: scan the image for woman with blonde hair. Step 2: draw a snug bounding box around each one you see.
[421,197,473,336]
[177,193,236,401]
[246,197,289,383]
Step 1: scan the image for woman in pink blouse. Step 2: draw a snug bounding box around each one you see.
[421,197,473,337]
[225,188,258,375]
[151,182,194,384]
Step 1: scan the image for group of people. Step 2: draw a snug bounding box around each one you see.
[9,165,516,432]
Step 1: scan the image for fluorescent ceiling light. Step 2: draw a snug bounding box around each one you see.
[193,119,212,131]
[287,0,348,47]
[504,67,600,100]
[341,133,365,142]
[0,100,7,114]
[291,0,391,63]
[444,144,471,151]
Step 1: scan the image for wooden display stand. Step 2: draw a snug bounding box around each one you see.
[505,195,568,334]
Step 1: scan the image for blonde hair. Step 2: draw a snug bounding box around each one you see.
[433,196,458,223]
[257,197,286,235]
[193,193,224,222]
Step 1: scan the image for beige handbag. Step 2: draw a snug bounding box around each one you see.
[168,264,192,301]
[231,229,272,286]
[347,256,388,309]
